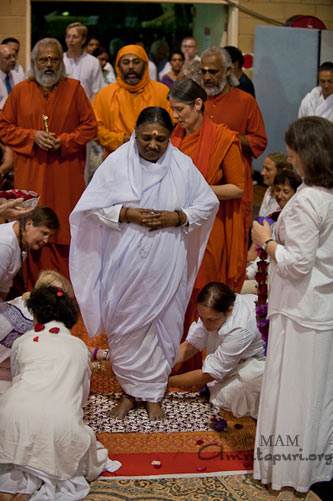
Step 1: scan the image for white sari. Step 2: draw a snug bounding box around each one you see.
[70,135,219,401]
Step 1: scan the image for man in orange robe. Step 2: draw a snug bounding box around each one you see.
[200,47,267,258]
[93,44,172,156]
[0,38,97,287]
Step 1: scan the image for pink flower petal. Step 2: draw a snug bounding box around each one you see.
[151,460,162,469]
[196,466,207,472]
[196,439,204,445]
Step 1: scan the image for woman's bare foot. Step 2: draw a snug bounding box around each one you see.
[13,495,31,500]
[145,401,165,421]
[110,395,136,419]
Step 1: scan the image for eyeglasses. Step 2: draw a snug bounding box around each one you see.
[37,57,60,64]
[200,68,220,75]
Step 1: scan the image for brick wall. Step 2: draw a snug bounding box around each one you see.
[0,1,332,72]
[0,0,28,69]
[238,0,333,53]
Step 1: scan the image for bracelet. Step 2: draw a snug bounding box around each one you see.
[93,348,99,361]
[175,209,184,227]
[102,349,110,360]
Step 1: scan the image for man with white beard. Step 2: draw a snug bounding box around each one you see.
[0,38,97,286]
[199,47,267,279]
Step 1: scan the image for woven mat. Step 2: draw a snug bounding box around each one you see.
[85,391,226,434]
[85,475,321,500]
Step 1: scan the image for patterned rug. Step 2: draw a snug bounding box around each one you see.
[72,317,321,499]
[85,391,225,434]
[85,475,320,500]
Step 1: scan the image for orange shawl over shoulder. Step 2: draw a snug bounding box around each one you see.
[172,115,246,292]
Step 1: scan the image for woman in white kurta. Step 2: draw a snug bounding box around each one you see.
[252,116,333,493]
[69,106,219,420]
[0,285,120,500]
[169,282,265,418]
[0,206,59,300]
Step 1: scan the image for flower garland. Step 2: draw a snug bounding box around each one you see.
[254,214,280,355]
[255,247,269,355]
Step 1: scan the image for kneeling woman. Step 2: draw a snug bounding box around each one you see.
[169,282,265,418]
[0,285,120,500]
[69,107,219,420]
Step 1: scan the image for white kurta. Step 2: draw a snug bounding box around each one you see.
[186,294,265,418]
[258,187,280,217]
[63,52,103,99]
[0,221,26,295]
[254,183,333,492]
[0,321,116,499]
[298,86,333,121]
[69,136,219,401]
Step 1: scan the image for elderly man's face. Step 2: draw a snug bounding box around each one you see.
[319,70,333,99]
[6,41,20,59]
[0,46,16,73]
[200,53,230,96]
[35,45,62,87]
[119,53,146,85]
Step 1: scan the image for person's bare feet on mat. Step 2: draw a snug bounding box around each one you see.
[146,401,165,421]
[110,394,135,419]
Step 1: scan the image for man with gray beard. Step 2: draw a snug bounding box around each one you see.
[0,38,97,286]
[199,47,267,285]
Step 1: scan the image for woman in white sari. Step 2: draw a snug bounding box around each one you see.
[69,106,219,420]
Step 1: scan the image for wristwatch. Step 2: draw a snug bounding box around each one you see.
[262,238,274,250]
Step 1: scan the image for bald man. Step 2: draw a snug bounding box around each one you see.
[0,44,24,109]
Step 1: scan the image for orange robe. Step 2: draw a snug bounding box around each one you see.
[93,44,172,156]
[0,78,97,286]
[172,116,245,370]
[205,88,267,238]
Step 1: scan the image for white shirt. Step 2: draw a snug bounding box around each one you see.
[63,52,103,99]
[269,183,333,329]
[0,222,26,294]
[0,69,25,109]
[298,86,333,121]
[186,294,265,381]
[12,63,25,80]
[259,187,280,217]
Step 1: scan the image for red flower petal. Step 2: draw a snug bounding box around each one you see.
[49,327,60,334]
[34,323,45,332]
[196,466,207,472]
[196,439,204,445]
[151,460,161,468]
[33,336,39,342]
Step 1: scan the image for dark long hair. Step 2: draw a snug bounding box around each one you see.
[285,117,333,189]
[197,282,236,313]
